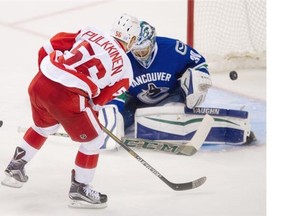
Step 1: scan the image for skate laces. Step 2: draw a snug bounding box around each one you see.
[83,185,100,200]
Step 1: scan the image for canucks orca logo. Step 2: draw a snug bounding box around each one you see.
[137,83,169,104]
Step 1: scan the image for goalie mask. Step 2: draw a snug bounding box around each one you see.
[131,21,156,68]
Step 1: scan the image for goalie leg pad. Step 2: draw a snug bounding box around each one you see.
[135,104,253,145]
[98,104,124,150]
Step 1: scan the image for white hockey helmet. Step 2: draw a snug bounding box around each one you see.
[131,21,156,68]
[110,14,140,49]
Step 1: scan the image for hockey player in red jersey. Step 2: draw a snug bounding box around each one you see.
[1,13,140,209]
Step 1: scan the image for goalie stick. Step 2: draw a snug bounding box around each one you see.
[17,114,214,156]
[17,126,69,137]
[122,138,194,156]
[18,126,188,154]
[122,114,214,156]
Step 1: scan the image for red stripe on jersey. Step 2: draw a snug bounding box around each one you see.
[50,32,79,51]
[38,32,79,68]
[75,151,99,169]
[38,47,48,67]
[23,127,47,150]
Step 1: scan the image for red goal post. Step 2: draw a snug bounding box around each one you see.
[187,0,266,73]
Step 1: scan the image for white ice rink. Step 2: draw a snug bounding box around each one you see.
[0,1,269,216]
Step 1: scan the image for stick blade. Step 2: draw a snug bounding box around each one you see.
[181,114,214,155]
[178,146,197,156]
[191,176,207,189]
[169,176,207,191]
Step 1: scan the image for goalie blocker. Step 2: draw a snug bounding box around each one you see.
[99,104,256,150]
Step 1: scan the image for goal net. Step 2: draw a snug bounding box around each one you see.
[188,0,266,73]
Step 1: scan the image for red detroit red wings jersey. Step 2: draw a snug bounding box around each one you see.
[39,26,133,106]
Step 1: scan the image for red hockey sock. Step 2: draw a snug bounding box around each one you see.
[23,127,47,150]
[75,151,99,169]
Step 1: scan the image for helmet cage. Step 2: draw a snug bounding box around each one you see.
[131,21,156,68]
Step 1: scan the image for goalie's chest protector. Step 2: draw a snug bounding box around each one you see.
[128,41,189,105]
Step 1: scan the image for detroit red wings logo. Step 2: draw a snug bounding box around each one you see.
[116,31,122,37]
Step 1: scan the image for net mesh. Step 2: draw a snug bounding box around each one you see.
[193,0,266,73]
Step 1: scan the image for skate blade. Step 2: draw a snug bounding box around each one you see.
[1,175,24,188]
[68,200,107,209]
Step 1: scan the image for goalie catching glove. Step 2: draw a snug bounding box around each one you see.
[180,68,212,109]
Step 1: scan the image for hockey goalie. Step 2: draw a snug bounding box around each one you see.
[99,20,256,150]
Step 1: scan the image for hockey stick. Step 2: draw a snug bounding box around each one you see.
[122,114,214,156]
[17,126,69,137]
[101,124,207,191]
[122,138,193,155]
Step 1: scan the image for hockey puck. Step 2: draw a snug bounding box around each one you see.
[229,71,238,80]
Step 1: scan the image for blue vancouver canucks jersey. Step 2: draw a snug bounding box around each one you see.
[126,36,208,105]
[109,36,209,128]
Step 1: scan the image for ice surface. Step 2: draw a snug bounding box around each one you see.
[0,1,266,216]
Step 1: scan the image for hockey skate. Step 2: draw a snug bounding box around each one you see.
[1,147,28,188]
[68,169,108,209]
[245,131,257,144]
